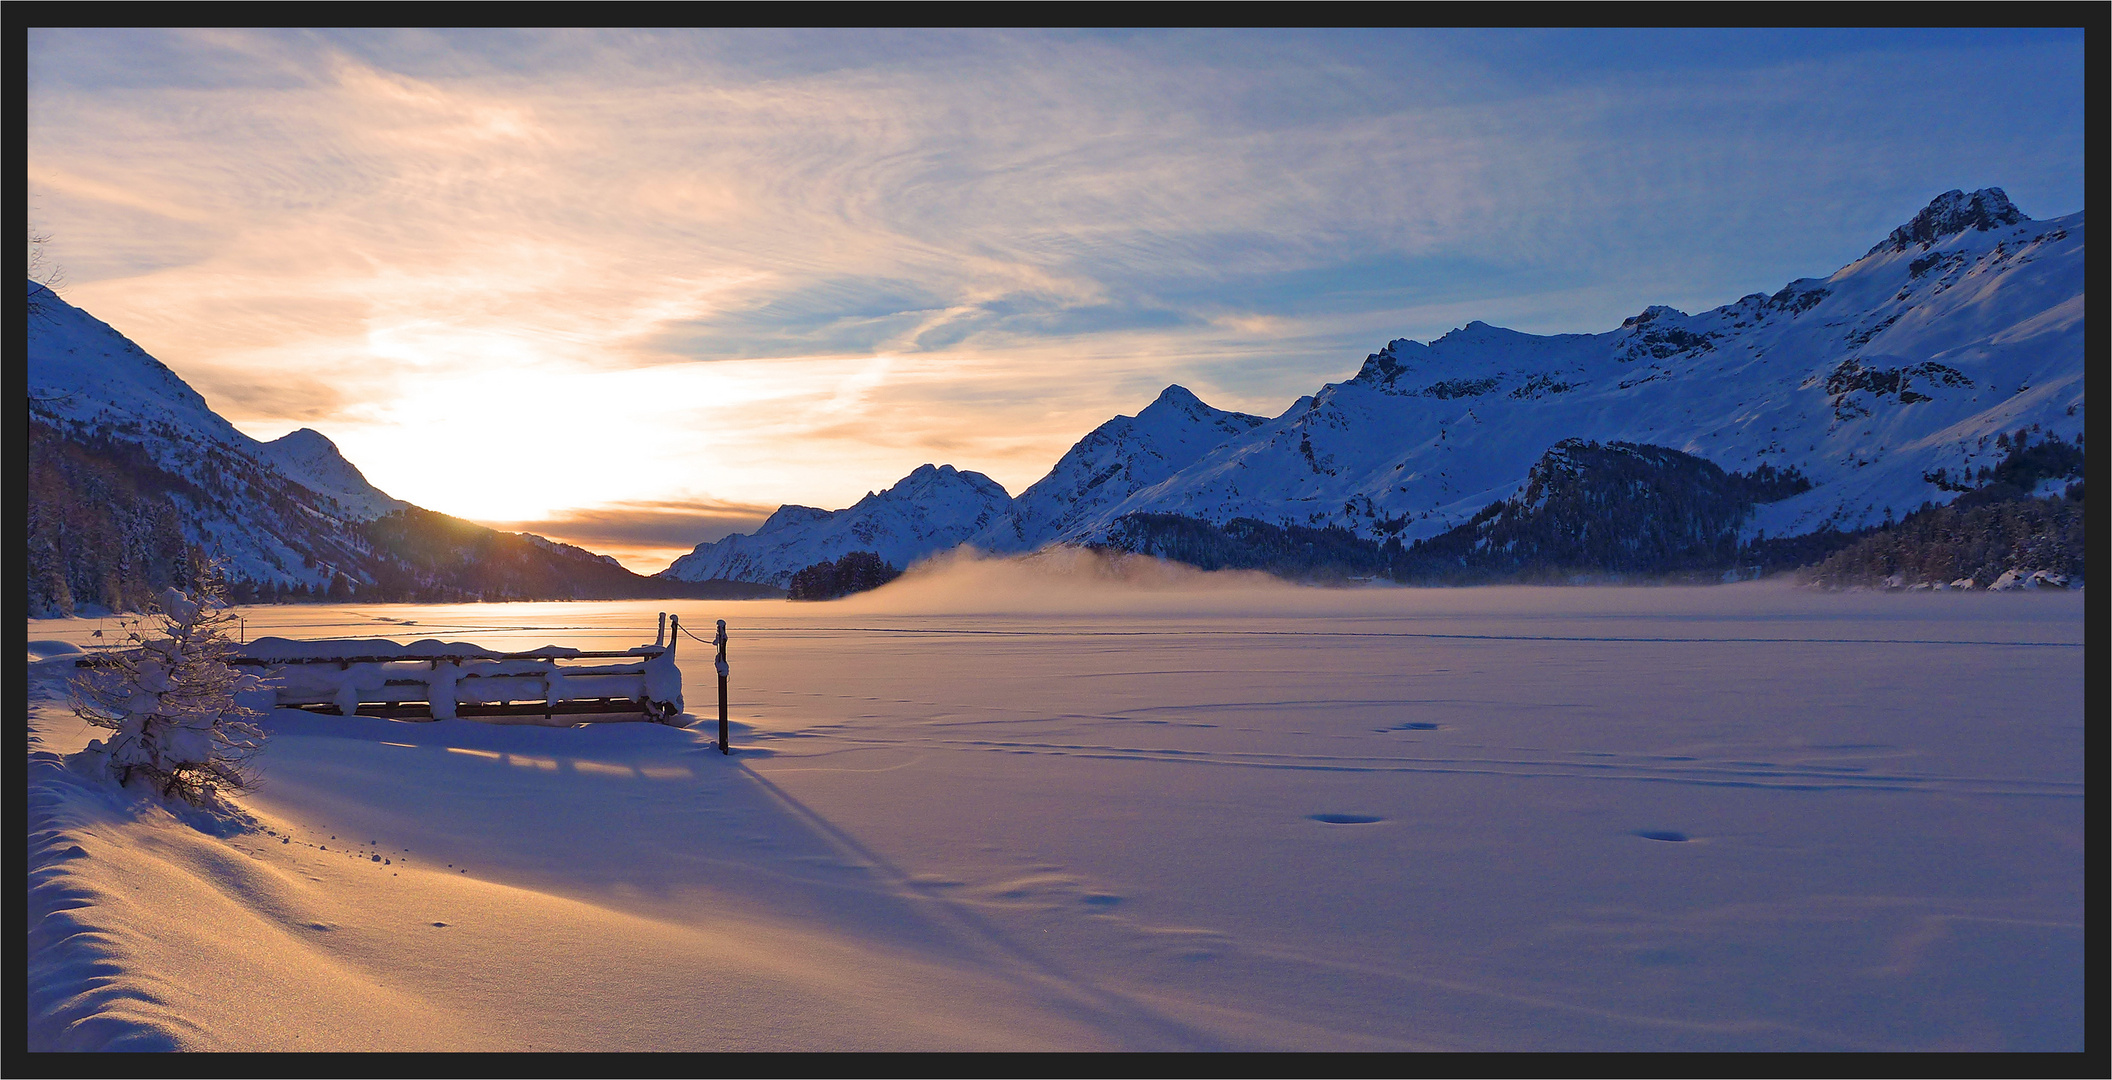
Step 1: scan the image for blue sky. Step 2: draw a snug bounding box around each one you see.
[26,28,2086,568]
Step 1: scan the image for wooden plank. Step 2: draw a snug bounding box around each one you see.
[286,700,647,720]
[85,649,666,668]
[228,649,664,666]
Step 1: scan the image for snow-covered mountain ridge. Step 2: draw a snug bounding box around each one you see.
[26,283,761,613]
[657,386,1268,587]
[666,188,2083,586]
[662,464,1012,588]
[1070,188,2081,550]
[970,384,1266,554]
[29,282,408,596]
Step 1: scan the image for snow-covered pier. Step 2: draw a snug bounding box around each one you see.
[227,612,691,724]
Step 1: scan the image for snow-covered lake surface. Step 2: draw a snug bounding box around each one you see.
[25,558,2086,1050]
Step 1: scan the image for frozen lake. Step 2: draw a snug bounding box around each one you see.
[25,559,2087,1050]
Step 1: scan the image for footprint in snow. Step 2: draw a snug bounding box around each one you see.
[1310,813,1383,825]
[1634,830,1690,843]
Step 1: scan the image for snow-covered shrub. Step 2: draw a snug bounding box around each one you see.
[70,568,269,805]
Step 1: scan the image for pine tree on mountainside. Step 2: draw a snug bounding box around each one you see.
[27,419,198,616]
[788,551,903,600]
[1800,431,2085,588]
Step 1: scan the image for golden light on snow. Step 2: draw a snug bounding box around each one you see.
[22,578,2088,1049]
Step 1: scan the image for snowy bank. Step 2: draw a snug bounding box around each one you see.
[23,587,2086,1050]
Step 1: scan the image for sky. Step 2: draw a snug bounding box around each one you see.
[26,28,2087,572]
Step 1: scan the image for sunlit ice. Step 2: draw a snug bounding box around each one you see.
[23,565,2085,1050]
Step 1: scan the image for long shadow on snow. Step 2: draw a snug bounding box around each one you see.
[731,761,1228,1050]
[247,708,1221,1048]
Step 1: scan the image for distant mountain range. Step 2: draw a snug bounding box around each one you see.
[26,188,2085,610]
[25,285,777,615]
[661,188,2084,588]
[662,464,1013,588]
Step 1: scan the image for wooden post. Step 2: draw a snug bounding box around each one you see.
[715,619,729,754]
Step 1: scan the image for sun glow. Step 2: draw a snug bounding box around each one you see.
[29,28,2087,563]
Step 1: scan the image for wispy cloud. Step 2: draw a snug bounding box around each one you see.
[27,28,2084,541]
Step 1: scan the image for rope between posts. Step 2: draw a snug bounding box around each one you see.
[668,618,732,756]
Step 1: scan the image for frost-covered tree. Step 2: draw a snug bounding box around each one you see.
[71,566,269,804]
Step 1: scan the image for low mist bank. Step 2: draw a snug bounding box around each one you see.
[811,546,2083,628]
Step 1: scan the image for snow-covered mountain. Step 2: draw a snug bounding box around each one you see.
[1042,188,2083,549]
[255,427,405,522]
[28,282,407,596]
[26,283,759,613]
[666,188,2083,586]
[970,385,1267,553]
[661,464,1013,588]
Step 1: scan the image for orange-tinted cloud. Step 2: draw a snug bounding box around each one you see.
[27,28,2085,533]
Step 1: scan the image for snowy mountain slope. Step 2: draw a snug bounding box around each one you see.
[26,283,753,612]
[1050,189,2082,548]
[256,428,403,522]
[670,389,1265,588]
[1384,439,1815,582]
[660,464,1013,588]
[28,282,405,593]
[27,286,407,529]
[652,189,2082,586]
[969,385,1267,553]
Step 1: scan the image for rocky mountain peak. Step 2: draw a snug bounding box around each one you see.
[1620,305,1689,330]
[1869,188,2027,256]
[758,505,835,534]
[1146,384,1207,413]
[1352,338,1424,386]
[269,426,337,455]
[260,427,404,521]
[886,463,1010,502]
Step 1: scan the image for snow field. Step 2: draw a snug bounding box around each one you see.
[23,567,2086,1050]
